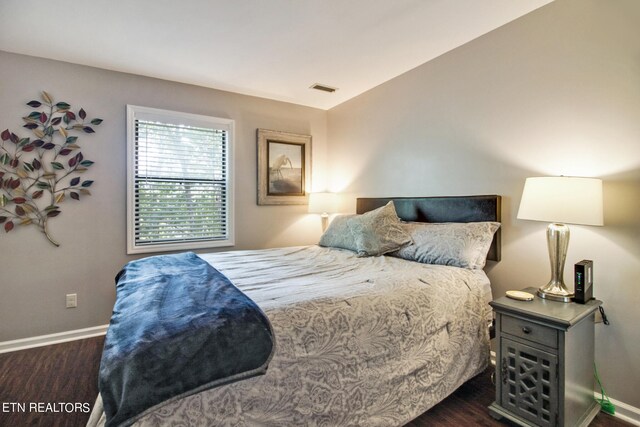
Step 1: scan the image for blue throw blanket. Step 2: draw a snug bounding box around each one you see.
[99,252,275,427]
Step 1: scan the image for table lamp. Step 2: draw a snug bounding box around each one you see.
[517,176,603,302]
[308,192,338,232]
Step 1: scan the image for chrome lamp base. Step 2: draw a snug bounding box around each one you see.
[537,284,574,302]
[538,222,574,303]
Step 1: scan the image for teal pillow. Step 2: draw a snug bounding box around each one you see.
[318,214,358,252]
[319,202,412,257]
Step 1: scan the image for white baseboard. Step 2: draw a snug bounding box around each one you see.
[490,351,640,426]
[0,324,108,354]
[594,393,640,426]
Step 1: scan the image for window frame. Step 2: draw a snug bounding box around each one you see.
[126,105,235,254]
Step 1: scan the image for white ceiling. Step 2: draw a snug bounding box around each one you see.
[0,0,552,110]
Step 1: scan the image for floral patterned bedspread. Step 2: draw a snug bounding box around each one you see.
[88,246,491,427]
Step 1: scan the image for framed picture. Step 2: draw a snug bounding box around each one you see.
[257,129,311,205]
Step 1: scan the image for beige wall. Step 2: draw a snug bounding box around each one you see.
[0,51,327,342]
[327,0,640,408]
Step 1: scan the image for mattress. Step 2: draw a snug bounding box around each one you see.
[88,245,492,427]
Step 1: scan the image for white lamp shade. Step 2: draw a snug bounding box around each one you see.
[308,192,338,214]
[517,176,603,226]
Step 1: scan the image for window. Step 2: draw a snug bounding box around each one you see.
[126,105,234,254]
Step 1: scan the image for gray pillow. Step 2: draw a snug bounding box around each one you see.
[389,221,500,269]
[318,202,412,257]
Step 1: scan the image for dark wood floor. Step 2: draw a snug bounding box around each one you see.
[0,336,630,426]
[0,337,104,427]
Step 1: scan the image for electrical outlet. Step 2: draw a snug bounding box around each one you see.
[66,293,77,308]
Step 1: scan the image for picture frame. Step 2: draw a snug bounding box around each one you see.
[257,129,311,205]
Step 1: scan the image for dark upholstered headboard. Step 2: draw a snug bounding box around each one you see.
[356,195,502,262]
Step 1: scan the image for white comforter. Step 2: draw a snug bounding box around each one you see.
[89,246,491,427]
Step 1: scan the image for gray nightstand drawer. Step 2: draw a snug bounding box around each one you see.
[502,315,558,349]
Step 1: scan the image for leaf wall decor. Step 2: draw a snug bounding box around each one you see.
[0,91,102,246]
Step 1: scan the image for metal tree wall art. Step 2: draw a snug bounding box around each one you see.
[0,91,102,246]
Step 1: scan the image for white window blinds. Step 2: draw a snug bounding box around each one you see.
[126,106,234,254]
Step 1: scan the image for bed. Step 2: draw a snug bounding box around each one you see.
[88,195,501,427]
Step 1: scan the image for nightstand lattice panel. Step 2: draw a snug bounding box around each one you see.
[501,338,558,426]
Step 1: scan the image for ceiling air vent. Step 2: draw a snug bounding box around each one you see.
[310,83,338,93]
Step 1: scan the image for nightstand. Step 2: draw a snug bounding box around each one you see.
[488,287,602,427]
